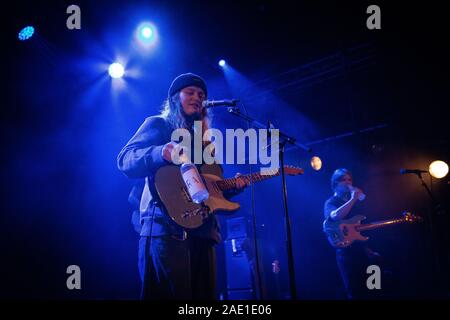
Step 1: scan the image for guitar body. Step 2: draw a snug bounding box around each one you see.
[203,173,241,213]
[154,164,240,229]
[323,211,421,248]
[323,215,369,248]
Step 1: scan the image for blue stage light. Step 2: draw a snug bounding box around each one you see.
[108,62,125,79]
[141,26,153,39]
[219,59,226,67]
[18,26,35,41]
[136,23,157,46]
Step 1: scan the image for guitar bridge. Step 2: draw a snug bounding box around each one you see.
[182,206,210,219]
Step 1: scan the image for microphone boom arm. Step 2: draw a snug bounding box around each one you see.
[227,106,311,152]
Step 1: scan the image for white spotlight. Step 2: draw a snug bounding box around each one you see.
[108,62,125,79]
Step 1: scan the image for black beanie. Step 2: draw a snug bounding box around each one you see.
[168,73,207,97]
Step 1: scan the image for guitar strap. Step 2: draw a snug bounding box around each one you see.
[142,175,188,239]
[140,176,163,213]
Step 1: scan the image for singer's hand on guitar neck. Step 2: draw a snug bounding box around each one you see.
[234,172,250,190]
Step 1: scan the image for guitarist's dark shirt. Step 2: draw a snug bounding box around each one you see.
[324,195,367,251]
[118,116,239,243]
[324,195,374,299]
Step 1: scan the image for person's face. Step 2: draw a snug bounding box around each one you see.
[179,86,206,116]
[336,174,353,193]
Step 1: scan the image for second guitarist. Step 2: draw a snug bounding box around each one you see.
[324,168,382,299]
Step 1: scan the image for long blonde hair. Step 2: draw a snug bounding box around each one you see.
[160,92,212,140]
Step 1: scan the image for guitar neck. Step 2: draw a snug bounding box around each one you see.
[216,168,281,191]
[356,218,406,232]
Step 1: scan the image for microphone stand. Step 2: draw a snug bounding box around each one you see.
[227,106,311,300]
[411,172,447,296]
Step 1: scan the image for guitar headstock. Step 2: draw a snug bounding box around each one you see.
[402,211,423,223]
[283,165,304,176]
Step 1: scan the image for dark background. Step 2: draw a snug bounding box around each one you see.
[1,0,448,299]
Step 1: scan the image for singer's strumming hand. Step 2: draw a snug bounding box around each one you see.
[161,141,178,163]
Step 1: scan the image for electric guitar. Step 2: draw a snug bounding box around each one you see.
[323,211,422,248]
[154,164,303,229]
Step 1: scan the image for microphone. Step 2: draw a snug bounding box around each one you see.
[400,169,428,175]
[202,99,239,108]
